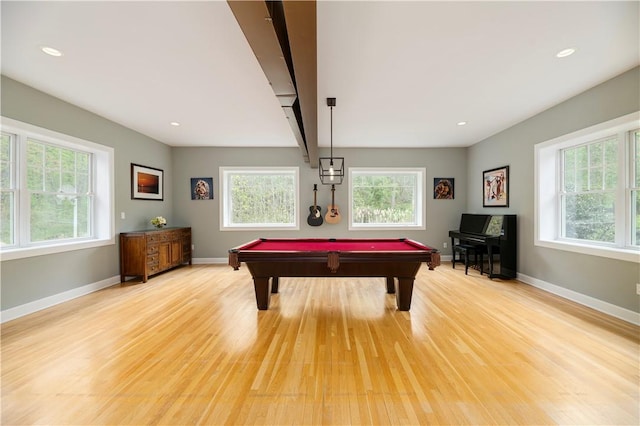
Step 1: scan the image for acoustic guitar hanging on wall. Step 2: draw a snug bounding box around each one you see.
[325,184,341,224]
[307,184,323,226]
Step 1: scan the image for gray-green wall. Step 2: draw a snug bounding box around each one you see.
[171,147,467,260]
[2,66,639,318]
[467,66,640,312]
[1,76,175,310]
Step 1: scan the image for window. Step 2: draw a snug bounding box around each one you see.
[561,136,618,243]
[220,167,299,230]
[0,117,114,260]
[349,168,425,230]
[535,112,639,262]
[27,139,92,242]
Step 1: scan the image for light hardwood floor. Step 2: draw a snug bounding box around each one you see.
[1,263,638,425]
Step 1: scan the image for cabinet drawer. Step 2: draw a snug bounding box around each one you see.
[147,254,159,265]
[147,263,160,274]
[147,233,169,243]
[147,244,159,255]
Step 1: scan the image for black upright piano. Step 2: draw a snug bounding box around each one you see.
[448,214,517,279]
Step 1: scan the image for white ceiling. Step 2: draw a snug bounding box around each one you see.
[2,1,638,150]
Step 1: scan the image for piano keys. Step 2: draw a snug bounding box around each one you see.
[449,213,517,279]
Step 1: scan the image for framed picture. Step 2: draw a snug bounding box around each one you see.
[131,163,163,200]
[433,178,454,199]
[191,177,214,200]
[483,165,509,207]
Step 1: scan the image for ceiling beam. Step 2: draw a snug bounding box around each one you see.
[281,0,318,168]
[227,0,318,166]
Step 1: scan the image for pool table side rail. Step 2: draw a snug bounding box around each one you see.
[230,237,433,250]
[228,238,441,271]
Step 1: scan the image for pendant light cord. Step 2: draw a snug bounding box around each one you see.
[330,105,334,162]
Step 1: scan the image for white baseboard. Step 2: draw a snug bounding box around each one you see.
[1,275,120,324]
[517,272,640,326]
[3,262,636,326]
[192,257,227,264]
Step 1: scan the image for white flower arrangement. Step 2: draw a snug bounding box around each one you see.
[150,216,167,228]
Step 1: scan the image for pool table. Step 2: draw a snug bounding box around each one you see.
[228,238,440,311]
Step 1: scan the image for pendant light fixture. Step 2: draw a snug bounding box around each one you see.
[319,97,344,185]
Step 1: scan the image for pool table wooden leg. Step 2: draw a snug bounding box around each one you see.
[271,277,279,293]
[396,278,414,311]
[253,277,272,310]
[386,277,395,294]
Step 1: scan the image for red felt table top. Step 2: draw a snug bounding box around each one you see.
[238,238,435,252]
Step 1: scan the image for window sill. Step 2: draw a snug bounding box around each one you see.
[349,224,426,231]
[535,239,639,263]
[1,237,115,261]
[220,226,300,231]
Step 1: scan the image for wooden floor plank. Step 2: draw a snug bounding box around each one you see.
[1,263,638,425]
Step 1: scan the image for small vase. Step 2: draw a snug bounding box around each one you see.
[155,224,165,229]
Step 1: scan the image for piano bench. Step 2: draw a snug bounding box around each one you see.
[452,244,483,275]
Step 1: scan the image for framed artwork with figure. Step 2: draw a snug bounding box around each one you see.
[483,166,509,207]
[191,177,214,200]
[433,178,454,199]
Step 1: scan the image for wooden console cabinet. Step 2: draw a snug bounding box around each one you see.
[120,227,192,282]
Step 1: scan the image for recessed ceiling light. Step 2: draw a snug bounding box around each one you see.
[457,121,467,126]
[170,122,180,127]
[41,46,62,57]
[556,48,576,58]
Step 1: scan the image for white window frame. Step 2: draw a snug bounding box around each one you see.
[631,130,640,246]
[220,166,299,231]
[534,112,639,262]
[1,132,17,248]
[349,167,426,231]
[0,117,115,261]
